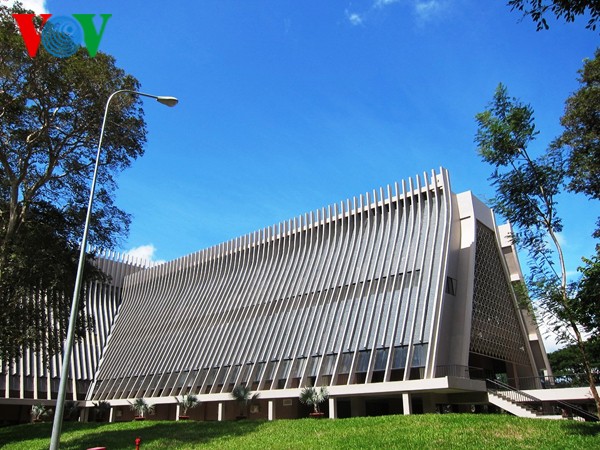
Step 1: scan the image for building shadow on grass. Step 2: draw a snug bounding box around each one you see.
[563,421,600,437]
[62,420,266,450]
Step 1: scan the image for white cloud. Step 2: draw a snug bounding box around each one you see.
[346,11,365,26]
[346,0,446,27]
[555,232,567,247]
[6,0,49,13]
[374,0,401,8]
[534,310,592,354]
[414,0,443,21]
[124,244,165,265]
[537,319,565,353]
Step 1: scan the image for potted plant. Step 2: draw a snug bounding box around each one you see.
[129,398,154,420]
[63,401,81,421]
[299,386,329,417]
[177,394,200,420]
[93,401,111,422]
[231,384,259,419]
[31,403,48,423]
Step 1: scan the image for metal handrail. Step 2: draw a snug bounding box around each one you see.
[486,378,541,403]
[487,378,599,422]
[554,399,599,422]
[508,373,600,390]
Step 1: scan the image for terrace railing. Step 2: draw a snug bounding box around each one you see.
[487,378,598,422]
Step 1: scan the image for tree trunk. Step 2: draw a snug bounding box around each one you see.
[572,321,600,418]
[548,205,600,417]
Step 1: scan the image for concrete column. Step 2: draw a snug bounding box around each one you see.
[79,407,89,423]
[511,363,520,389]
[328,398,337,419]
[108,407,114,423]
[175,404,181,421]
[402,393,412,415]
[268,400,275,421]
[71,374,77,401]
[218,402,224,421]
[19,359,24,399]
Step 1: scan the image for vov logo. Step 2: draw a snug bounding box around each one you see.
[13,14,112,58]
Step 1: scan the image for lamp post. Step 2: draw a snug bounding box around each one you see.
[49,90,177,450]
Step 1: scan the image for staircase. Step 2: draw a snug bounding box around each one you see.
[487,379,562,420]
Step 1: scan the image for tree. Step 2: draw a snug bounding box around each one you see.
[475,83,600,417]
[0,4,147,361]
[177,394,200,417]
[30,403,49,422]
[63,401,80,421]
[129,398,154,419]
[92,401,111,422]
[299,386,329,415]
[231,385,259,418]
[507,0,600,31]
[548,337,600,376]
[0,200,104,362]
[553,48,600,237]
[575,250,600,335]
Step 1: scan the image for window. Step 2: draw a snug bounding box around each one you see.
[446,276,457,296]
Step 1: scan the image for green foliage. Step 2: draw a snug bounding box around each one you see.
[1,415,599,449]
[92,401,111,422]
[508,0,600,31]
[178,394,200,416]
[129,399,154,418]
[0,3,146,361]
[475,80,600,415]
[0,201,104,361]
[63,401,81,422]
[475,84,564,250]
[231,385,259,417]
[553,48,600,237]
[475,84,539,166]
[574,250,600,335]
[30,403,49,422]
[299,386,329,414]
[512,280,536,319]
[548,338,600,375]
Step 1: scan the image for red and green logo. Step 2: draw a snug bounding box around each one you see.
[13,14,112,58]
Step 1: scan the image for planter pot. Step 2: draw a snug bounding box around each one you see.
[178,416,190,420]
[134,416,146,421]
[309,412,325,418]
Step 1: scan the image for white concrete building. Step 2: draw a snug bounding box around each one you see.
[0,168,554,422]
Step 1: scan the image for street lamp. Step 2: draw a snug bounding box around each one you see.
[49,89,178,450]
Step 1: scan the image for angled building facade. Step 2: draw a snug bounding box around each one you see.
[0,254,147,424]
[0,168,551,422]
[87,168,549,420]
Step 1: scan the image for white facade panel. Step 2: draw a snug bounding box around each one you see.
[89,169,458,400]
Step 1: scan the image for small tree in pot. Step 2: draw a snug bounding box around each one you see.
[231,385,259,419]
[299,386,329,417]
[31,403,49,422]
[129,398,154,420]
[93,401,111,422]
[63,401,81,421]
[177,394,200,420]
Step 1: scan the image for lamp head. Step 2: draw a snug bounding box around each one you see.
[156,96,178,107]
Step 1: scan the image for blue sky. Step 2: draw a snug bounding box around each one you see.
[15,0,598,260]
[10,1,599,345]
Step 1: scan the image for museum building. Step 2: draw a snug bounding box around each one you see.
[0,168,551,422]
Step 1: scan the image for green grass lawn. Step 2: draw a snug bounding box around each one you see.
[0,414,598,450]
